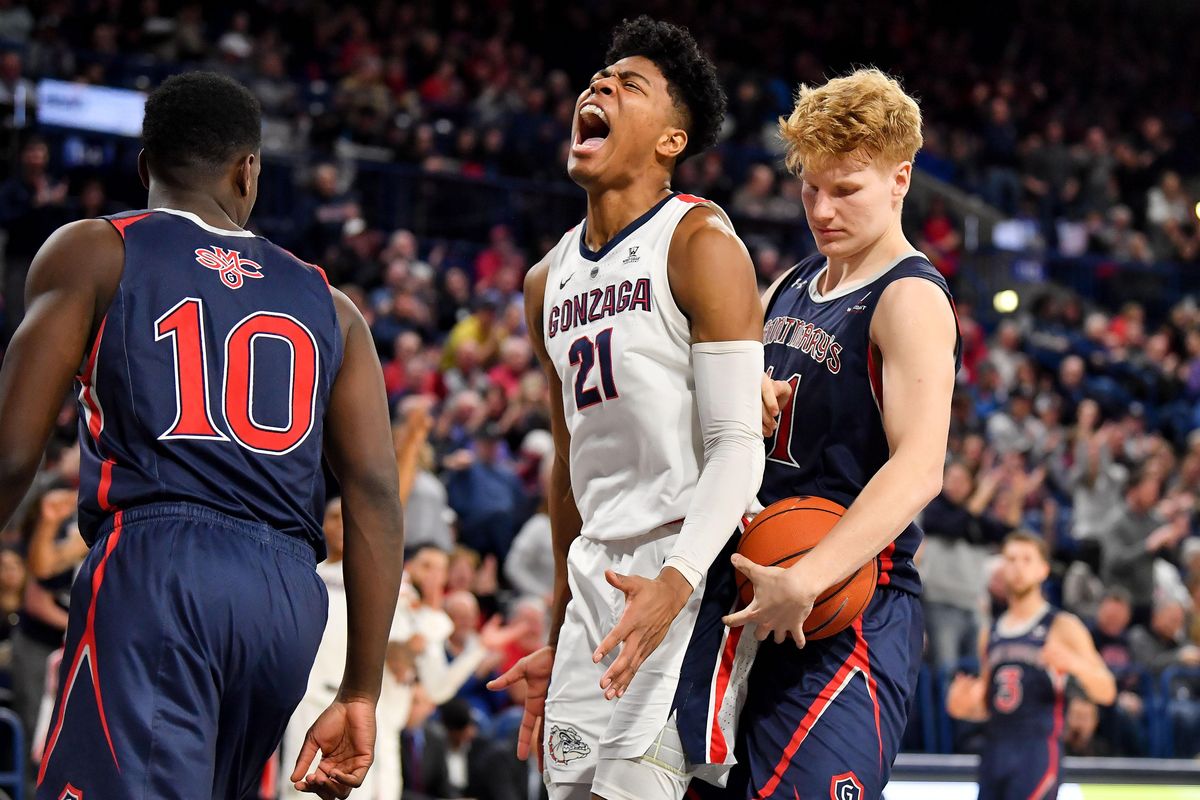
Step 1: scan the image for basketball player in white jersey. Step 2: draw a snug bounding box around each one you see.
[488,16,764,800]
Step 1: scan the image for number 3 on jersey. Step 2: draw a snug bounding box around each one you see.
[569,328,618,410]
[155,297,319,455]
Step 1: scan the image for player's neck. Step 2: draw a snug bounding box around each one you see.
[821,223,913,294]
[582,182,673,252]
[147,186,247,233]
[1005,589,1047,622]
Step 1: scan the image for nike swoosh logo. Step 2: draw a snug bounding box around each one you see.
[559,274,574,290]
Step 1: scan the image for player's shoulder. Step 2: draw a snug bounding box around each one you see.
[672,195,737,243]
[1048,608,1088,639]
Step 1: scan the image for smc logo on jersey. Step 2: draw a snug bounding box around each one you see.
[195,246,264,289]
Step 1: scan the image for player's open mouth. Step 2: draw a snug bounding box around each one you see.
[574,103,610,153]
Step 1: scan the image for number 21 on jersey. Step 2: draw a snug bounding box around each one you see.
[569,328,618,410]
[154,297,320,455]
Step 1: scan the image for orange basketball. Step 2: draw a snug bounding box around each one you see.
[736,496,878,640]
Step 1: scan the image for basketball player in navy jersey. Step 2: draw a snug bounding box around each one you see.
[488,17,765,800]
[715,70,961,799]
[947,532,1114,800]
[0,73,403,799]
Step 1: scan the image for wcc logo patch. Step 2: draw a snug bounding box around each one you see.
[622,245,640,264]
[195,246,264,290]
[830,772,863,800]
[547,725,591,765]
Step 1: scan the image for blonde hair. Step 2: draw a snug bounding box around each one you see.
[779,68,923,174]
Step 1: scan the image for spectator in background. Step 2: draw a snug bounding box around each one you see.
[1088,588,1148,755]
[731,163,776,219]
[404,545,524,706]
[396,399,455,553]
[445,425,523,563]
[986,390,1045,455]
[1070,413,1130,542]
[0,137,68,341]
[11,485,86,771]
[441,291,506,371]
[504,455,553,600]
[979,96,1021,214]
[1129,599,1200,756]
[297,162,360,265]
[921,460,1025,670]
[1102,471,1189,624]
[919,195,962,280]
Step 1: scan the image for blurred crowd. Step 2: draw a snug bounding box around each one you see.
[0,0,1197,794]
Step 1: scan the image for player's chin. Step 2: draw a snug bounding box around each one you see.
[567,153,605,184]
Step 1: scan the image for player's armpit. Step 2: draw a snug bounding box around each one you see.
[323,288,405,704]
[0,219,123,530]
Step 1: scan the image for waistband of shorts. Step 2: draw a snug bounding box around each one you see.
[95,502,317,566]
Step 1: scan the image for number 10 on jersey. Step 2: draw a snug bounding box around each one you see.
[154,297,320,455]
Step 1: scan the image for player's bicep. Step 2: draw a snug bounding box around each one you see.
[670,213,763,343]
[324,290,398,494]
[1056,613,1106,668]
[873,278,957,480]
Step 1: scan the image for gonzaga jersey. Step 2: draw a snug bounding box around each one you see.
[760,252,960,594]
[76,208,342,556]
[542,192,719,542]
[986,605,1065,739]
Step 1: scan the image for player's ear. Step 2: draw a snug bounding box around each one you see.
[234,152,256,199]
[892,161,912,201]
[137,149,151,190]
[658,127,688,163]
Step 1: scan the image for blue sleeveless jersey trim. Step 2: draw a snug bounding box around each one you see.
[76,210,342,559]
[759,252,960,595]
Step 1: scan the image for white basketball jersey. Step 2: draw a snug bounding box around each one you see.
[543,192,724,542]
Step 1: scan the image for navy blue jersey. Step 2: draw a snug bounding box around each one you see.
[986,605,1065,739]
[759,252,960,595]
[75,209,342,557]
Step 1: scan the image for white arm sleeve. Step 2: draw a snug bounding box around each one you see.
[663,340,766,589]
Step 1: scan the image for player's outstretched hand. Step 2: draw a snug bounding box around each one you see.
[722,553,815,647]
[487,644,555,770]
[291,698,377,799]
[594,568,692,700]
[760,370,794,437]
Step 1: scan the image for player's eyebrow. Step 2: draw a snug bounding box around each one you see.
[591,68,652,88]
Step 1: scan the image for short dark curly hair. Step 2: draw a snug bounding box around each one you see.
[605,16,726,163]
[142,71,262,180]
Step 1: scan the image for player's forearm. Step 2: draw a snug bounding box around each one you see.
[1072,661,1117,706]
[792,452,942,596]
[547,457,581,648]
[338,479,405,703]
[664,341,765,589]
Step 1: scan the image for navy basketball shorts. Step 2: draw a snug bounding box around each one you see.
[977,735,1062,800]
[36,502,328,800]
[694,588,923,800]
